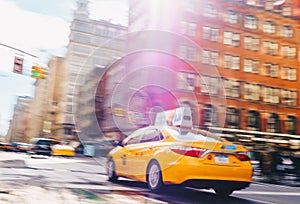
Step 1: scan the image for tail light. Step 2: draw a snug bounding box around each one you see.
[171,146,208,158]
[237,152,251,161]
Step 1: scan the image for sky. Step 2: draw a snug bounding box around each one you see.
[0,0,128,136]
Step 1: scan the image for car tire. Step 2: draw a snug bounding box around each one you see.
[107,158,118,182]
[213,187,233,197]
[146,160,164,193]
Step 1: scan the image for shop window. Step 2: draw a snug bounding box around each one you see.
[267,113,280,133]
[203,104,218,127]
[286,116,297,135]
[247,110,260,131]
[226,107,240,128]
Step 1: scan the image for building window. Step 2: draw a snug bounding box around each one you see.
[200,76,219,95]
[202,26,219,42]
[203,104,218,127]
[224,54,240,70]
[263,63,279,78]
[177,72,196,91]
[244,83,260,101]
[246,0,255,6]
[224,79,240,98]
[267,113,280,133]
[281,90,297,106]
[73,22,93,33]
[226,107,240,128]
[64,115,73,124]
[263,41,278,55]
[224,31,240,47]
[263,20,276,34]
[265,1,274,10]
[281,45,296,59]
[202,50,219,66]
[203,4,217,18]
[183,0,198,14]
[71,45,91,54]
[178,45,198,62]
[244,59,260,74]
[244,15,257,29]
[263,87,280,104]
[225,10,238,24]
[181,21,197,37]
[282,6,292,16]
[64,128,73,135]
[247,110,260,131]
[244,36,260,51]
[66,104,73,113]
[281,25,293,38]
[282,67,297,81]
[71,33,91,44]
[286,116,297,135]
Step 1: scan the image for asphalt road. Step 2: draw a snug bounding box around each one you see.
[0,151,300,204]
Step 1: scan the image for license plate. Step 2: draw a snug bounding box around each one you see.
[215,154,229,164]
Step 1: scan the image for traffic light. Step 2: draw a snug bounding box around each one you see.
[31,66,46,79]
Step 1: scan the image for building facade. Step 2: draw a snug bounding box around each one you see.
[63,0,127,142]
[6,96,32,143]
[96,0,300,149]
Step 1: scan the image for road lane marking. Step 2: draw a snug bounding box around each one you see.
[234,191,300,196]
[253,182,300,190]
[234,197,276,204]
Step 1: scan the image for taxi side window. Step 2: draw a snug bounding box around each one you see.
[125,136,142,145]
[140,129,164,143]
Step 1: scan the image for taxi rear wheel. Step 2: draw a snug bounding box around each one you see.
[213,187,234,197]
[107,158,118,182]
[146,160,164,193]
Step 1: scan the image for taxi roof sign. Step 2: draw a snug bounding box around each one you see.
[154,107,192,129]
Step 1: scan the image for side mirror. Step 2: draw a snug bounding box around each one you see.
[113,140,124,147]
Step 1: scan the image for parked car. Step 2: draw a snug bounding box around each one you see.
[12,142,31,152]
[107,126,253,196]
[0,142,13,151]
[29,138,59,156]
[51,142,75,157]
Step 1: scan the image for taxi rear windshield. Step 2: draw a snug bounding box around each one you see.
[166,128,222,142]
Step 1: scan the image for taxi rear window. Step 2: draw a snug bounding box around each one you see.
[166,127,222,142]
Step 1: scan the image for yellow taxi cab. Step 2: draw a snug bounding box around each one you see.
[51,141,75,157]
[107,126,253,196]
